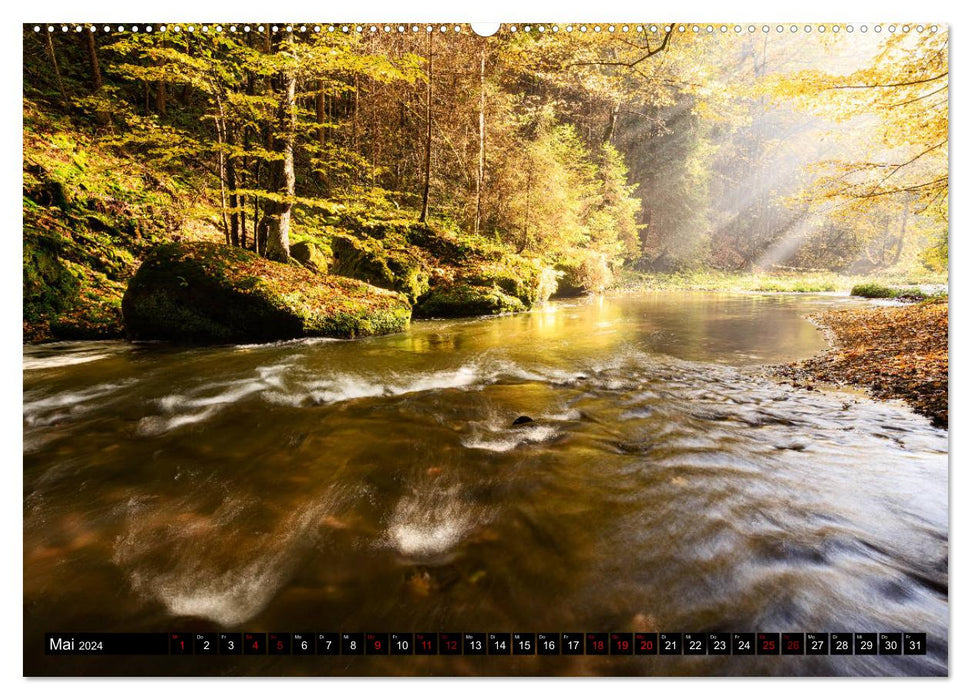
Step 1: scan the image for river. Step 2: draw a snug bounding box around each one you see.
[23,292,948,676]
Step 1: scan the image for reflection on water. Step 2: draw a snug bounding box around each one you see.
[23,293,947,676]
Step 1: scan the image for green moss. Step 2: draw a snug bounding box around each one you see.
[290,240,328,274]
[23,229,79,322]
[850,283,898,298]
[122,242,411,343]
[413,283,527,318]
[329,234,430,303]
[851,282,928,300]
[23,101,192,341]
[553,252,613,297]
[461,258,557,306]
[312,213,548,318]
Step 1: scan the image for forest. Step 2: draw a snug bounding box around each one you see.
[21,24,951,680]
[22,23,948,342]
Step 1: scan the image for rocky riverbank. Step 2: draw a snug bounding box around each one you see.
[776,300,948,428]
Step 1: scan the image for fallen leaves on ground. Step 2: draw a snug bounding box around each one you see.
[776,300,948,428]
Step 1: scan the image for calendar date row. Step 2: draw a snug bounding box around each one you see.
[46,632,927,656]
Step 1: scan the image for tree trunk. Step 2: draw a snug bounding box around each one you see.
[351,74,359,185]
[211,82,232,244]
[82,30,102,91]
[521,162,533,253]
[214,117,230,244]
[315,79,327,148]
[314,80,328,189]
[227,125,240,247]
[419,31,434,223]
[890,197,910,266]
[602,102,620,145]
[265,35,296,263]
[44,33,68,105]
[156,37,167,116]
[474,49,486,236]
[156,81,167,116]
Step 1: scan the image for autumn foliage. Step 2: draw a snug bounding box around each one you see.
[779,300,948,427]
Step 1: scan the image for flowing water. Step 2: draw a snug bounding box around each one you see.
[22,292,948,676]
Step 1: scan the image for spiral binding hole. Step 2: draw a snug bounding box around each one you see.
[30,22,945,39]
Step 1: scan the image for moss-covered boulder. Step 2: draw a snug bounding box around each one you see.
[290,240,328,274]
[122,242,411,343]
[553,251,613,297]
[24,230,78,326]
[462,259,558,306]
[413,283,526,319]
[329,234,430,303]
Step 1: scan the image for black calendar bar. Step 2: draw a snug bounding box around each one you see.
[43,632,928,656]
[45,633,169,655]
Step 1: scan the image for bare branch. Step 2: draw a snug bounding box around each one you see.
[566,25,674,70]
[826,72,947,90]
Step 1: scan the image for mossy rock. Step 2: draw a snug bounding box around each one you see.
[413,283,527,319]
[553,263,587,297]
[23,230,79,323]
[290,240,328,274]
[462,259,558,306]
[122,242,411,344]
[330,234,429,303]
[399,223,493,263]
[553,252,613,297]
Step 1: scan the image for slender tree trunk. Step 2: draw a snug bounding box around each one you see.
[474,49,486,236]
[253,160,261,254]
[891,195,911,266]
[82,30,102,91]
[370,81,378,186]
[602,102,620,144]
[314,79,329,189]
[215,131,230,244]
[156,38,167,115]
[521,162,533,253]
[227,125,240,247]
[239,140,248,250]
[316,79,326,147]
[157,81,167,116]
[265,35,296,263]
[45,33,68,105]
[419,31,433,223]
[179,36,193,104]
[351,74,359,185]
[254,26,274,255]
[213,85,230,244]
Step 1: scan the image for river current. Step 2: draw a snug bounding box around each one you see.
[23,293,948,675]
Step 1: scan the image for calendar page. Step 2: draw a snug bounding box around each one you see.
[22,20,948,678]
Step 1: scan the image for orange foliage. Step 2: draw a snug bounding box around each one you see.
[778,301,947,427]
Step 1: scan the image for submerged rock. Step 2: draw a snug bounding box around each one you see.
[512,415,535,426]
[122,242,411,343]
[413,282,526,318]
